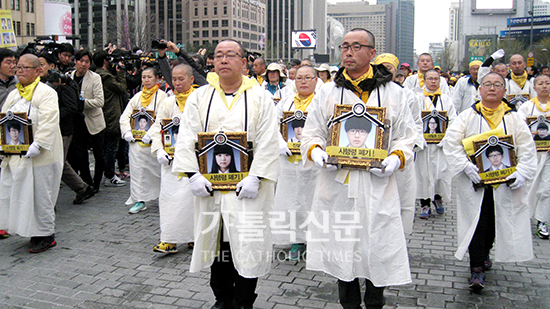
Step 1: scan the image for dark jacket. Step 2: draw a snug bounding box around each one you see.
[333,64,393,93]
[47,79,79,136]
[0,75,18,109]
[96,67,127,135]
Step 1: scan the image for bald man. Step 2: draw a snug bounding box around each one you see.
[505,54,536,107]
[0,54,64,253]
[252,57,266,85]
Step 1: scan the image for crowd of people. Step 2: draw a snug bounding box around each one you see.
[0,26,549,308]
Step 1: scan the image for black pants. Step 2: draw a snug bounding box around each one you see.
[210,241,258,307]
[117,138,128,172]
[468,187,495,270]
[103,132,120,179]
[338,278,385,309]
[68,117,105,190]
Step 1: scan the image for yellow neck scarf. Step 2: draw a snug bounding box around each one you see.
[174,87,195,112]
[418,72,425,88]
[476,101,511,130]
[532,96,550,113]
[206,72,258,110]
[256,75,264,85]
[511,71,528,89]
[16,77,41,101]
[423,87,441,97]
[343,65,373,103]
[293,93,314,111]
[140,84,159,108]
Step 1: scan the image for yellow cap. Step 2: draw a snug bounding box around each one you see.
[434,66,441,70]
[373,53,399,70]
[469,60,483,68]
[450,77,457,81]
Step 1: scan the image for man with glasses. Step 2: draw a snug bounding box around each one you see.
[300,28,415,309]
[0,54,64,253]
[172,40,279,309]
[403,53,450,96]
[443,72,536,292]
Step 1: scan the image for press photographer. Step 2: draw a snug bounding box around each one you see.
[156,40,207,89]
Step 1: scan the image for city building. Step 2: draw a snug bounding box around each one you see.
[534,0,550,16]
[5,0,45,46]
[449,1,460,41]
[377,0,415,67]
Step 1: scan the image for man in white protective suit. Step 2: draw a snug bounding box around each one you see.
[300,28,415,309]
[0,53,63,253]
[442,72,537,292]
[171,40,279,309]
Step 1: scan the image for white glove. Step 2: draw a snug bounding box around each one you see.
[491,49,505,60]
[123,130,135,143]
[156,149,171,165]
[464,162,481,184]
[310,147,337,171]
[506,171,526,190]
[24,142,40,158]
[370,155,401,177]
[279,135,292,157]
[189,173,213,197]
[141,133,152,144]
[236,175,261,199]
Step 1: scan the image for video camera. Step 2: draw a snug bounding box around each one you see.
[109,49,142,71]
[46,68,70,84]
[19,35,64,56]
[151,39,168,50]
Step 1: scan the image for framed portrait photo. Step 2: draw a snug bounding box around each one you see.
[280,110,308,155]
[422,110,448,143]
[0,111,33,155]
[471,135,517,186]
[325,102,390,170]
[506,93,530,107]
[161,116,181,157]
[526,115,550,151]
[195,131,253,190]
[130,108,155,141]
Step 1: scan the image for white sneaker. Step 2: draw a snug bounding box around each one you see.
[105,175,126,187]
[537,222,549,239]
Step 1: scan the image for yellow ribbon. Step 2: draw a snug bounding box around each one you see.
[343,66,373,103]
[206,73,258,110]
[174,87,195,112]
[532,96,550,113]
[140,84,159,108]
[418,72,425,88]
[423,88,442,110]
[293,93,314,111]
[15,77,41,101]
[511,71,528,89]
[476,101,511,130]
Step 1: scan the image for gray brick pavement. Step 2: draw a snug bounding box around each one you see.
[1,182,550,308]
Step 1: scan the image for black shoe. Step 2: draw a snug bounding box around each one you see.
[468,266,485,292]
[73,185,95,204]
[210,300,236,309]
[29,235,56,253]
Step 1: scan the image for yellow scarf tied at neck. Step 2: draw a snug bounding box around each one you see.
[511,71,528,89]
[476,101,511,130]
[423,87,441,98]
[256,75,264,86]
[175,87,195,112]
[293,92,314,111]
[140,84,159,108]
[418,72,425,88]
[16,77,41,101]
[343,65,374,103]
[532,96,550,113]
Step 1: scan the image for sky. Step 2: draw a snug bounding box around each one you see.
[327,0,455,53]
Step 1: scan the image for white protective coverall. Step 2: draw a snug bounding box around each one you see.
[442,104,536,262]
[120,89,167,205]
[172,74,279,278]
[0,83,63,237]
[506,76,536,100]
[272,93,319,245]
[149,96,194,243]
[517,100,550,223]
[415,91,457,202]
[451,75,480,114]
[394,86,422,234]
[300,77,415,286]
[403,74,451,96]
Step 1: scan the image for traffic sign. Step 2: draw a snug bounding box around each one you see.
[470,56,485,62]
[528,51,534,58]
[527,57,535,67]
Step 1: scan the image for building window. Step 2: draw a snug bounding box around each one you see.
[193,40,199,46]
[26,22,29,35]
[194,7,198,16]
[222,20,228,27]
[202,30,209,37]
[202,40,209,45]
[202,20,208,27]
[214,7,217,15]
[30,23,34,36]
[223,6,227,15]
[193,31,199,38]
[12,0,20,10]
[213,40,218,45]
[193,21,199,28]
[212,30,218,37]
[204,7,207,15]
[222,29,228,37]
[212,20,218,27]
[15,21,20,35]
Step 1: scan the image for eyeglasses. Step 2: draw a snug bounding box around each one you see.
[425,77,440,81]
[347,129,368,136]
[214,52,242,60]
[338,43,374,52]
[295,76,316,82]
[481,82,504,89]
[15,66,37,71]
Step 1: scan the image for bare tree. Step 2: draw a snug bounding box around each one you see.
[440,44,457,72]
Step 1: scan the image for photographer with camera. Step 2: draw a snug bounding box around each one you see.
[38,51,95,204]
[155,40,207,89]
[93,50,128,187]
[56,43,75,74]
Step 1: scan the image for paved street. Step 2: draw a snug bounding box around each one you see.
[1,181,550,309]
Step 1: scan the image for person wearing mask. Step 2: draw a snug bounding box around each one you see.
[443,72,536,292]
[120,67,167,214]
[0,54,64,253]
[68,50,106,194]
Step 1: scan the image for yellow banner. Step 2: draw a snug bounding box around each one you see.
[132,129,146,138]
[535,140,550,148]
[287,155,302,163]
[2,144,29,153]
[424,133,445,139]
[480,167,516,180]
[164,146,175,155]
[326,146,388,159]
[287,142,301,150]
[204,172,248,184]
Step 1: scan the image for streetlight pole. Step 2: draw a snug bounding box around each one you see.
[530,0,535,50]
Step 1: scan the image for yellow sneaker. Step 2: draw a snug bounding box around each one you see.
[153,242,178,253]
